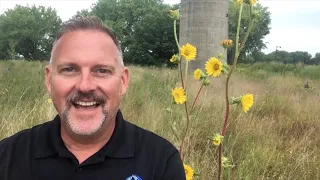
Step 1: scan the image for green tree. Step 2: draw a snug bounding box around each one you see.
[7,40,18,60]
[73,9,92,18]
[251,50,266,62]
[124,4,179,66]
[276,50,293,63]
[311,53,320,65]
[0,5,62,60]
[227,1,271,64]
[290,51,312,64]
[263,50,293,63]
[90,0,177,66]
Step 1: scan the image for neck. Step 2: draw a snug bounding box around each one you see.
[60,118,116,164]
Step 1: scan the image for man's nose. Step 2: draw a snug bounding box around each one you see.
[76,72,97,92]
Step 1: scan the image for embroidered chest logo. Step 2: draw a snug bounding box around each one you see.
[125,174,143,180]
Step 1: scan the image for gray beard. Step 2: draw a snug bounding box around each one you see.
[60,103,109,136]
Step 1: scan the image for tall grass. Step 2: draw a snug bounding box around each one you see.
[1,61,319,179]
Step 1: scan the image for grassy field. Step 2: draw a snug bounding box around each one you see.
[0,60,319,179]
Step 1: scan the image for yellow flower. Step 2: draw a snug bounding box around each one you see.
[171,87,186,104]
[213,133,224,146]
[236,0,244,4]
[183,164,194,180]
[170,54,178,63]
[180,43,197,61]
[47,98,52,103]
[193,69,202,80]
[249,0,257,6]
[241,94,254,113]
[169,9,180,20]
[205,57,223,77]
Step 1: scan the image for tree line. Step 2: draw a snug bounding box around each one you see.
[250,50,320,65]
[0,0,318,65]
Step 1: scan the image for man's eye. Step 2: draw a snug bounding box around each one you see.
[98,69,107,73]
[59,67,77,75]
[96,69,111,74]
[63,67,75,72]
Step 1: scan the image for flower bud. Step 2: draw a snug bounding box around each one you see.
[221,39,233,49]
[169,10,180,20]
[212,133,224,146]
[170,54,180,63]
[203,79,210,86]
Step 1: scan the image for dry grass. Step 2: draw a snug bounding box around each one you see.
[0,61,319,179]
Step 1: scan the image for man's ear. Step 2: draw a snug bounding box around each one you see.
[45,65,52,95]
[120,67,129,96]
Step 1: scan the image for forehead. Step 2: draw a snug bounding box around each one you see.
[51,30,119,66]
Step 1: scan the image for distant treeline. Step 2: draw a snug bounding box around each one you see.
[0,0,318,65]
[244,50,320,65]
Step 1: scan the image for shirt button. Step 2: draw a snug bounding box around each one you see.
[76,167,83,172]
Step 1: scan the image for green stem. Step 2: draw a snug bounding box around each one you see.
[179,101,190,161]
[169,98,180,142]
[228,4,243,79]
[174,20,180,54]
[218,3,244,180]
[170,124,181,141]
[180,23,190,160]
[174,20,185,89]
[239,5,254,52]
[174,19,189,161]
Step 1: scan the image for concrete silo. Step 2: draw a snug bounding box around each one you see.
[179,0,229,70]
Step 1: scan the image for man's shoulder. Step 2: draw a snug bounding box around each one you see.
[123,120,185,179]
[124,120,178,153]
[0,120,52,150]
[0,129,30,147]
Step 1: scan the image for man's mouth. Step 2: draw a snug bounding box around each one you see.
[67,91,105,111]
[72,101,102,109]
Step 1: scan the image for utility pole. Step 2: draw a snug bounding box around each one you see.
[275,46,281,61]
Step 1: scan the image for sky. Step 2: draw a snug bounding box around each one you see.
[0,0,319,57]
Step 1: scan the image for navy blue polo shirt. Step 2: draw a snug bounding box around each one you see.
[0,110,186,180]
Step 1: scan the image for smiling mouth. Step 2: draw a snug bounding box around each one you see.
[72,101,102,109]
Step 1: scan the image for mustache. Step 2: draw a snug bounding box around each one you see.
[66,91,106,104]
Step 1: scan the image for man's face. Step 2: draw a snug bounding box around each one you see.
[45,30,129,136]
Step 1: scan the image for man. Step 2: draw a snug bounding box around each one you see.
[0,16,186,180]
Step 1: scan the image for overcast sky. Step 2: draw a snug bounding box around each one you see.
[0,0,319,57]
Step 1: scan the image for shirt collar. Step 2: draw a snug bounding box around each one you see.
[34,110,135,159]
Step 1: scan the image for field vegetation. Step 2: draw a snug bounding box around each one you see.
[0,60,319,179]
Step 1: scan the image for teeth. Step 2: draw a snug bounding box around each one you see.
[75,101,97,106]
